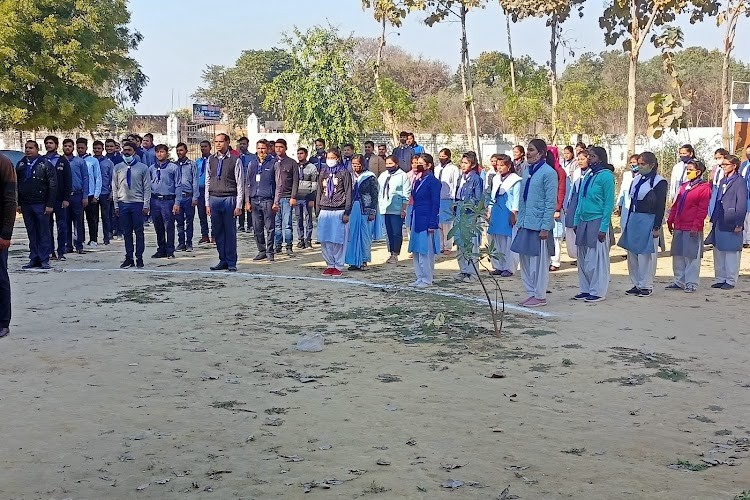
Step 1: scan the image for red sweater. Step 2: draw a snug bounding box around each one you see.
[554,164,566,211]
[667,181,710,232]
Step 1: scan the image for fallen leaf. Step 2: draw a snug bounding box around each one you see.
[136,482,149,491]
[441,479,463,489]
[376,459,391,466]
[440,462,468,471]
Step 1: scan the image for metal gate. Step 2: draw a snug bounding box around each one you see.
[181,123,216,160]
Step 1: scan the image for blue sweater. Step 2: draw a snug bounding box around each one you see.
[411,171,441,232]
[246,155,277,201]
[66,154,89,198]
[517,162,558,231]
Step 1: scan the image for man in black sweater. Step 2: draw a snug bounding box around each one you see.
[0,152,17,338]
[273,138,299,256]
[16,140,57,269]
[44,135,72,261]
[245,139,277,261]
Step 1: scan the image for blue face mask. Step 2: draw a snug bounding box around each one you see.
[631,165,639,173]
[122,155,134,163]
[680,155,692,164]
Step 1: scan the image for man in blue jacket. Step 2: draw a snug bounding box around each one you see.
[237,136,253,233]
[77,138,102,248]
[175,142,199,252]
[93,140,114,245]
[394,131,414,172]
[150,144,182,259]
[141,133,157,167]
[195,140,212,243]
[245,139,277,261]
[44,136,71,261]
[62,138,89,254]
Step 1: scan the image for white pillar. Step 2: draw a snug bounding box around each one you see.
[167,114,179,156]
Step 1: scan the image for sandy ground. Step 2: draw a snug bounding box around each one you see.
[1,216,749,500]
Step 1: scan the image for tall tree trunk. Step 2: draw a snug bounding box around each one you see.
[505,12,516,93]
[721,2,740,150]
[459,57,474,152]
[627,51,638,155]
[549,16,559,144]
[374,17,398,143]
[460,3,481,159]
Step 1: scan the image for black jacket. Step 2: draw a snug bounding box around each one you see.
[46,153,72,204]
[16,156,57,207]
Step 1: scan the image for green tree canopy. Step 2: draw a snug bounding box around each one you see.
[192,49,293,128]
[264,25,365,147]
[0,0,146,130]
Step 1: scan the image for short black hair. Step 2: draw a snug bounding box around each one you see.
[342,143,354,150]
[399,131,408,137]
[122,141,137,151]
[154,144,169,152]
[63,138,74,146]
[314,138,325,146]
[275,138,287,148]
[364,140,374,148]
[176,142,188,150]
[238,136,249,143]
[200,140,211,147]
[92,140,104,148]
[216,133,230,142]
[25,140,39,149]
[44,135,59,146]
[256,139,269,146]
[105,138,116,145]
[297,147,308,155]
[143,133,154,140]
[76,137,88,145]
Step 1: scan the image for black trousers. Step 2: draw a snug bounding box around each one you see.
[251,198,275,255]
[0,249,10,328]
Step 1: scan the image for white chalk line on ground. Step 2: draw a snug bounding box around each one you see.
[60,267,555,318]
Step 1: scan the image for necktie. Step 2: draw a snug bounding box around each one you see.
[126,166,132,189]
[25,158,37,180]
[522,162,544,202]
[216,156,224,179]
[581,166,603,198]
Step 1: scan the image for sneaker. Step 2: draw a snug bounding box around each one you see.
[638,289,653,297]
[210,262,228,271]
[199,237,210,244]
[227,266,237,272]
[267,254,275,262]
[50,252,58,261]
[461,274,476,283]
[454,272,467,281]
[40,262,52,270]
[415,282,430,289]
[253,253,268,261]
[519,296,533,306]
[306,239,313,248]
[285,247,294,256]
[525,297,547,308]
[665,283,682,290]
[322,268,334,276]
[584,295,605,303]
[151,251,166,259]
[136,259,144,268]
[625,286,641,295]
[186,246,193,252]
[58,255,66,261]
[711,282,725,289]
[76,249,85,254]
[176,244,187,252]
[408,280,421,287]
[87,241,98,248]
[329,268,343,277]
[573,293,590,301]
[500,271,514,278]
[120,259,135,269]
[274,246,282,254]
[22,261,38,269]
[490,270,503,276]
[167,254,176,260]
[297,241,306,249]
[210,237,216,244]
[684,283,697,293]
[386,254,398,264]
[720,283,735,290]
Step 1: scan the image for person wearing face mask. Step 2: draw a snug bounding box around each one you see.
[669,144,695,204]
[311,138,326,172]
[510,139,557,308]
[739,145,750,248]
[245,139,277,262]
[487,154,521,277]
[344,155,378,271]
[149,144,182,260]
[112,142,151,269]
[572,146,615,303]
[454,151,484,282]
[316,148,353,277]
[564,150,590,262]
[666,159,710,293]
[44,136,71,262]
[618,152,668,297]
[434,148,461,254]
[378,154,412,264]
[708,148,729,219]
[16,140,57,270]
[408,153,441,287]
[706,155,747,290]
[615,154,640,217]
[394,131,414,173]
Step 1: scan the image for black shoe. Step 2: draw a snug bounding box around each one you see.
[625,286,641,295]
[176,244,187,252]
[40,262,52,270]
[76,249,85,254]
[210,262,229,271]
[274,246,282,254]
[267,254,275,262]
[0,327,9,338]
[490,270,503,276]
[296,240,305,249]
[167,254,176,260]
[306,239,313,248]
[120,259,135,269]
[285,247,294,256]
[22,261,39,269]
[237,226,245,232]
[136,259,144,268]
[58,255,67,261]
[253,253,267,261]
[227,266,237,272]
[65,246,74,253]
[151,251,166,259]
[348,265,361,271]
[720,283,735,290]
[638,289,653,297]
[711,282,725,289]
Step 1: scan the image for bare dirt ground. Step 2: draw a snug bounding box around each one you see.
[1,218,749,500]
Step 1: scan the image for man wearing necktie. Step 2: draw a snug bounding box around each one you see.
[206,134,245,271]
[195,140,212,244]
[112,142,150,268]
[175,142,200,252]
[16,141,57,270]
[149,144,182,259]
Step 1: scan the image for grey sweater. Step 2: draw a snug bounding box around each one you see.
[112,161,151,210]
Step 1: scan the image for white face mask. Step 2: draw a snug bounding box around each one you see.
[325,159,338,167]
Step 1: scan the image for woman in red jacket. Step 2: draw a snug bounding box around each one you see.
[666,159,711,292]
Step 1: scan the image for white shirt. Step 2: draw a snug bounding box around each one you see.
[434,162,461,200]
[669,161,689,203]
[618,170,634,210]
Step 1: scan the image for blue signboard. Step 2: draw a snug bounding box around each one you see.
[193,104,222,123]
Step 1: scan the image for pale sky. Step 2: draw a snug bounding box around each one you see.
[129,0,748,115]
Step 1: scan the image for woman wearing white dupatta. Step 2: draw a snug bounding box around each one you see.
[487,154,521,277]
[345,155,378,270]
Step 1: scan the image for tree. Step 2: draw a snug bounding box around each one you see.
[408,0,486,158]
[361,0,412,141]
[263,25,365,147]
[499,0,585,144]
[193,49,293,128]
[100,106,136,137]
[600,0,720,155]
[717,0,750,149]
[0,0,146,130]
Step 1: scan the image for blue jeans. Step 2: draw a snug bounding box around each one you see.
[176,195,196,247]
[274,198,294,248]
[384,214,405,254]
[49,202,68,256]
[21,203,52,264]
[66,194,85,251]
[119,202,145,260]
[99,194,112,243]
[197,186,209,238]
[296,199,314,242]
[251,198,275,255]
[151,196,177,255]
[210,195,238,267]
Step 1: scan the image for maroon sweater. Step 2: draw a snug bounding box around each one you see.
[0,153,18,241]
